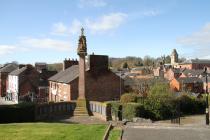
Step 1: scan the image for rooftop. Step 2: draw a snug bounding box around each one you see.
[0,63,18,73]
[177,77,203,84]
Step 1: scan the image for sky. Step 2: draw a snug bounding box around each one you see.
[1,0,210,64]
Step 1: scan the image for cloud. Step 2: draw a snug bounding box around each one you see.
[52,19,82,36]
[0,45,17,56]
[86,12,127,33]
[19,37,71,51]
[52,13,127,35]
[78,0,107,8]
[177,23,210,58]
[142,10,160,17]
[69,19,82,35]
[51,22,68,36]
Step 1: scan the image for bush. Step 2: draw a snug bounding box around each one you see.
[122,103,145,120]
[176,94,205,115]
[120,93,137,103]
[107,101,122,120]
[0,103,35,123]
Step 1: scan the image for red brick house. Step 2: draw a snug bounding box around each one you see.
[180,69,204,78]
[7,65,40,103]
[49,55,123,102]
[170,77,203,93]
[177,59,210,70]
[164,68,183,81]
[0,63,18,97]
[36,69,57,103]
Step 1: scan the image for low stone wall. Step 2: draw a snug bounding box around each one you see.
[35,101,76,120]
[89,101,111,121]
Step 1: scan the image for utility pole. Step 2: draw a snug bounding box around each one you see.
[204,67,209,125]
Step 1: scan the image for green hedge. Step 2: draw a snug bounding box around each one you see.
[120,93,137,103]
[0,103,35,123]
[175,95,205,115]
[122,103,145,120]
[109,94,206,121]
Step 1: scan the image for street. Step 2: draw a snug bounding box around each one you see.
[123,124,210,140]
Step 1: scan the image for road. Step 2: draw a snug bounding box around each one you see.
[123,123,210,140]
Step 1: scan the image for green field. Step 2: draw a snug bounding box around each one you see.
[0,123,107,140]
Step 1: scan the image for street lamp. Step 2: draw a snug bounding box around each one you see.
[204,67,209,125]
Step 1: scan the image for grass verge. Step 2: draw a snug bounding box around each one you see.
[0,123,106,140]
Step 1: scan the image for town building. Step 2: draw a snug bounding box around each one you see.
[37,69,57,103]
[171,49,179,66]
[0,63,18,97]
[49,55,123,102]
[7,65,40,103]
[177,59,210,70]
[170,77,203,93]
[35,62,47,73]
[164,68,183,81]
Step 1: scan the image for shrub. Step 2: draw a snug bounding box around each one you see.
[0,103,35,123]
[107,101,122,120]
[176,94,205,115]
[122,103,145,120]
[120,93,137,103]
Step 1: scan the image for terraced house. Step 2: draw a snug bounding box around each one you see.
[0,63,18,97]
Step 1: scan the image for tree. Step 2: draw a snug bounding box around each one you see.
[122,62,129,68]
[143,56,154,66]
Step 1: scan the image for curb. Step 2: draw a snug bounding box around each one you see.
[103,123,113,140]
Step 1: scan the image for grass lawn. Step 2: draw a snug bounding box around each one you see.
[109,128,121,140]
[0,123,107,140]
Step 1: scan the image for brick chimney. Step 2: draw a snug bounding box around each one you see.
[63,58,78,70]
[88,55,108,75]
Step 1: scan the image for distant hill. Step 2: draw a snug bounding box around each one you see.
[47,63,63,72]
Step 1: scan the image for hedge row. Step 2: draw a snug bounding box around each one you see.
[0,103,35,123]
[108,94,206,121]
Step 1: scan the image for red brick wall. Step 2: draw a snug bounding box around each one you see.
[19,81,36,97]
[0,72,8,97]
[85,71,123,101]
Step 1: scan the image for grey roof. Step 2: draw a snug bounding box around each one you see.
[171,68,183,74]
[48,65,79,83]
[181,59,210,64]
[177,77,203,84]
[182,69,204,77]
[9,67,27,76]
[0,63,18,73]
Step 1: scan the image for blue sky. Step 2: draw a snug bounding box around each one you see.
[1,0,210,64]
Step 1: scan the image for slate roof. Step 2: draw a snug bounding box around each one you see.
[48,65,79,83]
[181,59,210,64]
[0,63,18,73]
[9,67,27,76]
[182,69,204,77]
[171,68,184,74]
[177,77,203,84]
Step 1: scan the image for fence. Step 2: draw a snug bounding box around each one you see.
[89,101,111,121]
[35,101,76,120]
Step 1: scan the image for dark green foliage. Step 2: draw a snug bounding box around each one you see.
[175,94,205,115]
[122,62,129,68]
[107,101,122,119]
[122,103,145,120]
[0,103,35,123]
[120,93,137,103]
